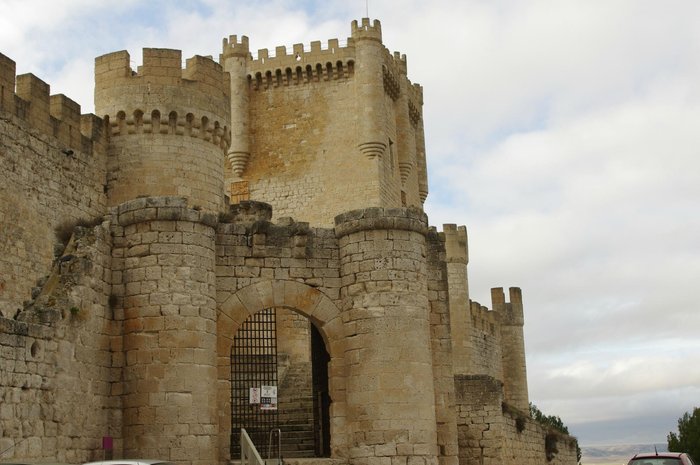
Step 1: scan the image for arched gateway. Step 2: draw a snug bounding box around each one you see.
[217,280,347,462]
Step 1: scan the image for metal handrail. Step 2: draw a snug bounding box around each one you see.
[267,428,283,465]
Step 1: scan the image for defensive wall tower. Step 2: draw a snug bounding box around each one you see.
[220,19,429,227]
[95,48,231,212]
[352,18,386,160]
[335,208,439,465]
[492,287,529,412]
[220,35,251,178]
[114,197,219,464]
[442,224,471,374]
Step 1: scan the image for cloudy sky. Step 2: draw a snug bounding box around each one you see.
[2,0,698,448]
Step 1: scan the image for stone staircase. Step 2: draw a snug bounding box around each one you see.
[277,361,315,458]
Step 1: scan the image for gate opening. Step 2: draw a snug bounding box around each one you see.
[230,308,279,457]
[231,307,331,458]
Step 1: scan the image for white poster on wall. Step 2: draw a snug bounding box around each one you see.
[249,387,261,404]
[260,385,277,410]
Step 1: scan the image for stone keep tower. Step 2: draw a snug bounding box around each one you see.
[220,19,429,226]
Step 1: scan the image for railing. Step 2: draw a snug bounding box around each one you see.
[267,428,283,465]
[241,428,265,465]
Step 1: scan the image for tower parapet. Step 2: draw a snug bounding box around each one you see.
[0,52,105,154]
[350,18,383,42]
[492,287,529,412]
[441,224,470,374]
[244,38,356,91]
[95,48,231,211]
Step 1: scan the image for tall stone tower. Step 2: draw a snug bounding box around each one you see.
[220,19,429,227]
[493,287,529,412]
[94,49,231,464]
[335,208,439,465]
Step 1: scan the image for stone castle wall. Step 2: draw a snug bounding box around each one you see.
[455,375,577,465]
[0,221,117,463]
[0,53,107,319]
[468,302,503,380]
[0,18,578,465]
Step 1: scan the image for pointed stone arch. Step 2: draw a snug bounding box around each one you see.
[216,280,348,462]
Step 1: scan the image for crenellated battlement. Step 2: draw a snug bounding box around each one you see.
[440,224,468,264]
[244,38,356,90]
[95,48,230,105]
[467,288,525,335]
[0,52,105,154]
[491,287,524,326]
[469,299,499,336]
[351,18,383,42]
[95,48,231,154]
[221,35,250,59]
[392,51,407,75]
[95,48,230,211]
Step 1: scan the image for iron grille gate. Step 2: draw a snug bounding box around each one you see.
[231,308,279,458]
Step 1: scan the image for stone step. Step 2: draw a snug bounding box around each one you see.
[279,409,314,417]
[280,429,315,439]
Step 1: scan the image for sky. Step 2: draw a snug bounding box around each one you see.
[1,0,699,449]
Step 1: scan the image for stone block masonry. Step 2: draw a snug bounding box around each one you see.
[0,18,578,465]
[0,52,107,320]
[113,197,218,464]
[455,375,578,465]
[336,208,438,465]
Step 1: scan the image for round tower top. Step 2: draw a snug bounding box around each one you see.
[351,18,383,42]
[221,35,251,60]
[94,48,230,120]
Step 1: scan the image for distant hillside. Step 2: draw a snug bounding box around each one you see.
[582,443,667,464]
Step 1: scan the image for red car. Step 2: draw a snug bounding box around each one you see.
[627,452,696,465]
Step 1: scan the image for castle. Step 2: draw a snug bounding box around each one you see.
[0,18,578,465]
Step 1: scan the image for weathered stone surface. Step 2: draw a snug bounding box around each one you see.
[0,18,576,465]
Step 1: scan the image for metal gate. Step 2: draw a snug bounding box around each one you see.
[231,308,279,458]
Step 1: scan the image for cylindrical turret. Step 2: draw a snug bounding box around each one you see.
[492,287,529,412]
[443,224,470,374]
[95,49,231,212]
[351,18,387,160]
[394,53,417,197]
[336,207,438,465]
[221,35,251,178]
[117,197,218,465]
[413,85,429,206]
